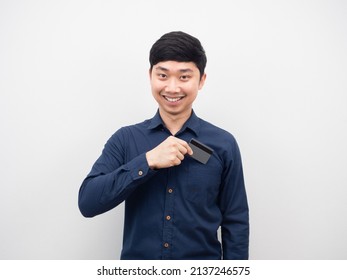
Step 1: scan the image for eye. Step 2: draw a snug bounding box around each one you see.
[158,73,167,79]
[180,75,190,81]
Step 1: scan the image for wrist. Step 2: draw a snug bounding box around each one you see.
[145,151,156,170]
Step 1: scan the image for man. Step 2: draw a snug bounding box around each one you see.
[78,31,249,260]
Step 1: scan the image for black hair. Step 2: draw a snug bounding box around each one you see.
[149,31,207,78]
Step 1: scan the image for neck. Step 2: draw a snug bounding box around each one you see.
[159,109,192,135]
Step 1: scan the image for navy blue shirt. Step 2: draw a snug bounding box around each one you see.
[78,111,249,259]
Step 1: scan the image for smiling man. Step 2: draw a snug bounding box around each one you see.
[78,31,249,260]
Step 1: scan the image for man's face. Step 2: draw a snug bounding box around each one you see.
[149,61,206,118]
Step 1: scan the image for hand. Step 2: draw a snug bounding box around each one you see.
[146,136,193,169]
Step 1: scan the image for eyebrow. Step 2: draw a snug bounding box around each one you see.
[155,66,194,73]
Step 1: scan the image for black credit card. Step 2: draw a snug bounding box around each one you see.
[188,138,214,164]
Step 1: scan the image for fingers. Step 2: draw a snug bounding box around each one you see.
[172,137,193,156]
[146,136,193,169]
[164,136,191,165]
[176,150,185,161]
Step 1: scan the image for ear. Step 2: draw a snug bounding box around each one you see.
[198,73,207,90]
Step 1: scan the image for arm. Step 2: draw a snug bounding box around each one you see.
[78,129,156,217]
[78,132,193,218]
[219,138,249,260]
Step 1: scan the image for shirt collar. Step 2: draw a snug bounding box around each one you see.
[147,109,200,136]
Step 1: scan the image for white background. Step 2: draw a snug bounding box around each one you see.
[1,0,346,259]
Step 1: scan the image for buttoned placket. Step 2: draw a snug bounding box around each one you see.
[161,163,175,260]
[157,126,174,259]
[156,122,197,259]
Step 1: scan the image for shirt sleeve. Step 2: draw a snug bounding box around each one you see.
[78,128,156,217]
[219,136,249,259]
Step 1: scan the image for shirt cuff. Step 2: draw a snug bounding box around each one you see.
[125,153,156,180]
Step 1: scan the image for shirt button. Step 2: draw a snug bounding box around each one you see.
[168,188,173,194]
[164,242,169,248]
[138,170,143,176]
[166,215,171,221]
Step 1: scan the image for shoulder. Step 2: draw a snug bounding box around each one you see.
[199,117,238,143]
[107,118,151,145]
[197,117,241,163]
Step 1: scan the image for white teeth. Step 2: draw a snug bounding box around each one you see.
[164,96,183,102]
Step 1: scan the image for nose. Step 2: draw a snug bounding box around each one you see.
[165,78,181,94]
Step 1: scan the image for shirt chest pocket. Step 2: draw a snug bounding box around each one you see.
[184,158,222,204]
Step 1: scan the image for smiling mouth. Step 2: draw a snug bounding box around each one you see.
[163,95,185,103]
